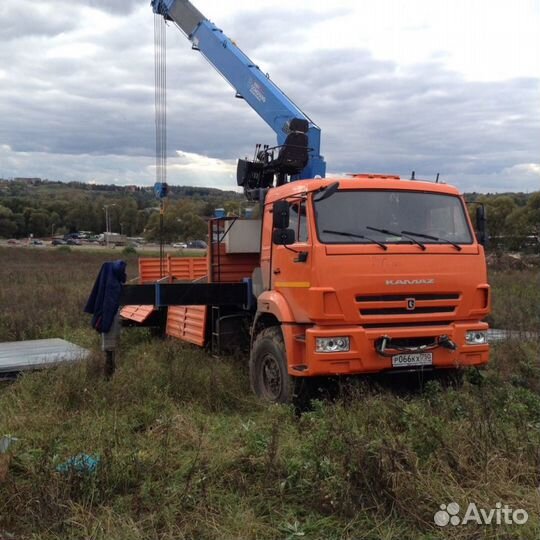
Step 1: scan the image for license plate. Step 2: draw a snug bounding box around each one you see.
[392,352,433,368]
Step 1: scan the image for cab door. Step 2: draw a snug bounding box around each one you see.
[270,199,313,322]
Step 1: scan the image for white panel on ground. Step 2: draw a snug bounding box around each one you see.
[0,338,90,375]
[488,329,538,343]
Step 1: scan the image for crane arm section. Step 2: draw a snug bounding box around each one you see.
[151,0,325,179]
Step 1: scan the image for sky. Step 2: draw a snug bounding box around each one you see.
[0,0,539,193]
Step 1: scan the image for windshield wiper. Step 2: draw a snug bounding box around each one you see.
[401,230,462,251]
[322,229,388,250]
[366,226,426,250]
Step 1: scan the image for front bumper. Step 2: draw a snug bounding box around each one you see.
[288,321,489,376]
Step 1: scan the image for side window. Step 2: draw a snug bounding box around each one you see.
[289,201,308,242]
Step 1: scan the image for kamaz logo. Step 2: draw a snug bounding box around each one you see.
[386,279,435,286]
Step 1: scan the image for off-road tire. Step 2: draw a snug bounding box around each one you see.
[250,326,296,403]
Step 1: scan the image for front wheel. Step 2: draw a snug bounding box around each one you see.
[250,326,296,403]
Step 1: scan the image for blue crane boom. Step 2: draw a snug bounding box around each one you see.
[151,0,326,180]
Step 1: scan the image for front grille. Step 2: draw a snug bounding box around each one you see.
[363,320,453,329]
[361,306,455,316]
[357,292,460,318]
[356,293,459,302]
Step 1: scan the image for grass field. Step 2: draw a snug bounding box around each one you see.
[0,247,539,539]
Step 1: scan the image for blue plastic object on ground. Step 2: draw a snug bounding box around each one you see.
[56,453,99,474]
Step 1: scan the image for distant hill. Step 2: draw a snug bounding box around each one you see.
[0,178,243,240]
[0,178,538,250]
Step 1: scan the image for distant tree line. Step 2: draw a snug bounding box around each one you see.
[0,179,538,251]
[0,179,243,242]
[467,192,540,251]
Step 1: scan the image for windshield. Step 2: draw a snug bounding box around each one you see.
[314,190,473,245]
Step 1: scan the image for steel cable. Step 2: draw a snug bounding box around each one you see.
[154,14,167,277]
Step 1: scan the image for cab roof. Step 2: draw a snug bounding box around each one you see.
[265,174,462,204]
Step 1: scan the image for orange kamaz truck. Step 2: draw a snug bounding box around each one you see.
[120,1,490,402]
[122,174,490,402]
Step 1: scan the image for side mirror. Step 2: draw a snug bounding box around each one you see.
[475,204,488,246]
[273,200,290,229]
[273,228,295,246]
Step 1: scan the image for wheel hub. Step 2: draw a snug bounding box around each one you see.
[261,354,282,399]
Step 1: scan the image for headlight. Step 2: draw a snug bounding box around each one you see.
[316,337,350,353]
[465,330,488,345]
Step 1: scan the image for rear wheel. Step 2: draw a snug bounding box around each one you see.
[250,326,295,403]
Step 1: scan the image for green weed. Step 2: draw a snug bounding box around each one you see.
[0,249,539,539]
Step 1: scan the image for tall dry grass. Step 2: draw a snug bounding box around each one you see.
[489,270,540,332]
[0,247,539,539]
[0,247,138,343]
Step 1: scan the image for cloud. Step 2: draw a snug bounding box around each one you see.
[270,49,540,190]
[0,144,239,189]
[0,4,76,40]
[0,0,538,192]
[223,7,351,54]
[76,0,142,14]
[0,0,142,42]
[456,163,540,193]
[172,150,235,173]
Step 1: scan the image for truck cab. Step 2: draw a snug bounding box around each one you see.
[249,175,490,400]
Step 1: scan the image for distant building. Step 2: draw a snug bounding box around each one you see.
[14,177,42,185]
